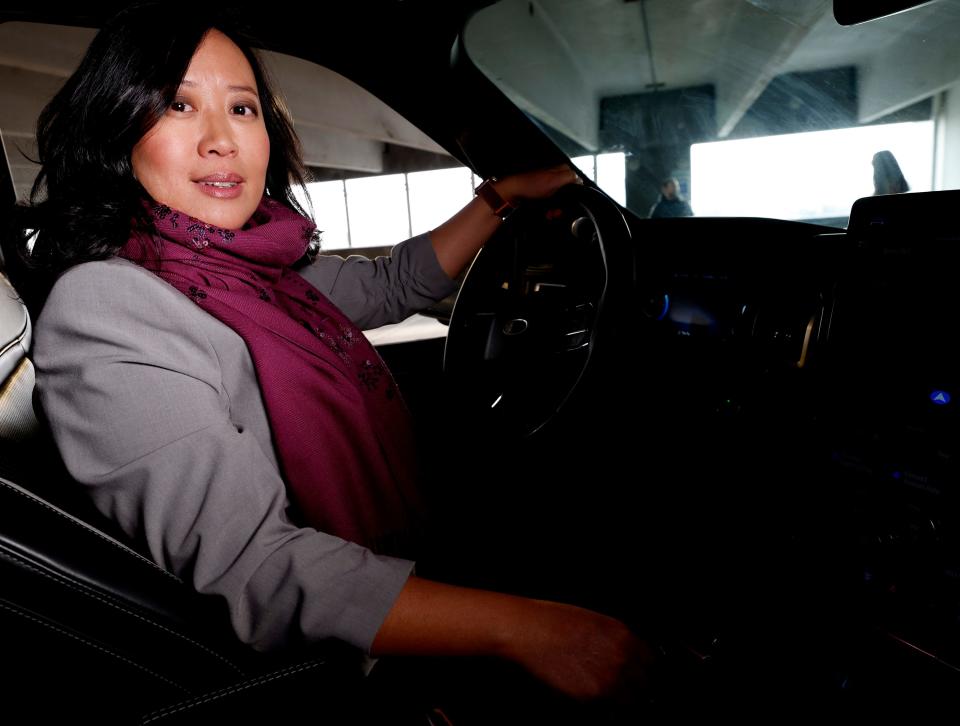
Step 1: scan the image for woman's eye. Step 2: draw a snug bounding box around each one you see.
[170,100,192,113]
[232,104,258,117]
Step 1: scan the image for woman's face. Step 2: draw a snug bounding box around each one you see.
[131,29,270,230]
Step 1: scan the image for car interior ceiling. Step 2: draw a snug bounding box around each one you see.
[2,1,960,721]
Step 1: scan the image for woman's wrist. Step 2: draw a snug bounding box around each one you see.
[484,591,540,661]
[476,177,518,219]
[370,576,534,659]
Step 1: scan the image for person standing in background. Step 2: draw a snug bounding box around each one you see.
[649,177,694,218]
[872,150,910,195]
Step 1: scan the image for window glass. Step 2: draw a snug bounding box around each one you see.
[294,180,349,249]
[596,153,626,207]
[465,0,959,227]
[408,167,475,236]
[692,121,934,223]
[345,174,410,248]
[571,154,595,182]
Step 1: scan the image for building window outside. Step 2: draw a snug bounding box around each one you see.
[691,121,934,222]
[296,152,628,250]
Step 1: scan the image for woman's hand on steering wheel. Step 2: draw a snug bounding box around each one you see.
[496,164,584,205]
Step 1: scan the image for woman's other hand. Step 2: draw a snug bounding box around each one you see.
[499,597,653,703]
[495,164,583,205]
[371,577,653,704]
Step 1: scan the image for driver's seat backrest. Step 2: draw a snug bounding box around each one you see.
[0,265,121,513]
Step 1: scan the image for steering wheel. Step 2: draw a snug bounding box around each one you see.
[443,184,631,437]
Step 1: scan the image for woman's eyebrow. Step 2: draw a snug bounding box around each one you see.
[179,79,259,95]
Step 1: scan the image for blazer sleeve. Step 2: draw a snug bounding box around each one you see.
[32,260,414,654]
[297,232,458,330]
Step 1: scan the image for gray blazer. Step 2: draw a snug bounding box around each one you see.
[32,232,457,653]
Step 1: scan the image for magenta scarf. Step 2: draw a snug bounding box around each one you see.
[120,195,422,552]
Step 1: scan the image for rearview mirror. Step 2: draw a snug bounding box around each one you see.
[834,0,938,25]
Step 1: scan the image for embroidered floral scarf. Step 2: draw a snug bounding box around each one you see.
[120,195,422,553]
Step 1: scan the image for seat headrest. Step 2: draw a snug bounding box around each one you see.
[0,271,38,441]
[0,272,30,377]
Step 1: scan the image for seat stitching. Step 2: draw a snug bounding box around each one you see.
[0,547,244,675]
[140,659,328,724]
[0,476,181,581]
[0,597,191,694]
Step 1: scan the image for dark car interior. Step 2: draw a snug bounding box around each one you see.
[2,0,960,722]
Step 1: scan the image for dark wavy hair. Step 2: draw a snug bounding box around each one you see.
[3,3,312,308]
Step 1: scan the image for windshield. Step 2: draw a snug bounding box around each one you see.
[465,0,960,227]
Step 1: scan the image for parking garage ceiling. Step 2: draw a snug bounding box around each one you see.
[465,0,960,148]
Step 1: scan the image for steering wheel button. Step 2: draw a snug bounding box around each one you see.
[564,329,589,349]
[503,318,529,336]
[533,282,567,293]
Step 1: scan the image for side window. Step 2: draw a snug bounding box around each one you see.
[263,51,475,253]
[1,23,95,204]
[265,51,470,342]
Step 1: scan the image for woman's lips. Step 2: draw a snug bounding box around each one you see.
[195,180,244,199]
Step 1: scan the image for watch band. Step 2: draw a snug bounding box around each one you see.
[475,177,516,219]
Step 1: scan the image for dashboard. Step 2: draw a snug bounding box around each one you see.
[620,192,960,706]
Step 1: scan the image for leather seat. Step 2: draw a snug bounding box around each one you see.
[0,271,36,442]
[0,188,392,723]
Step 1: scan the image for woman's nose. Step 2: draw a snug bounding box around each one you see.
[199,112,237,157]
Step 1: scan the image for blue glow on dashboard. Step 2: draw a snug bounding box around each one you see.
[657,294,670,321]
[930,390,951,405]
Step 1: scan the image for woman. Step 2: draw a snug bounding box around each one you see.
[872,150,910,195]
[6,3,649,712]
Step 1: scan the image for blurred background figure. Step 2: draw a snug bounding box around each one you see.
[649,177,694,218]
[872,150,910,195]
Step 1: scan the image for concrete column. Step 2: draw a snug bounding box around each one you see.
[937,80,960,191]
[601,86,714,216]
